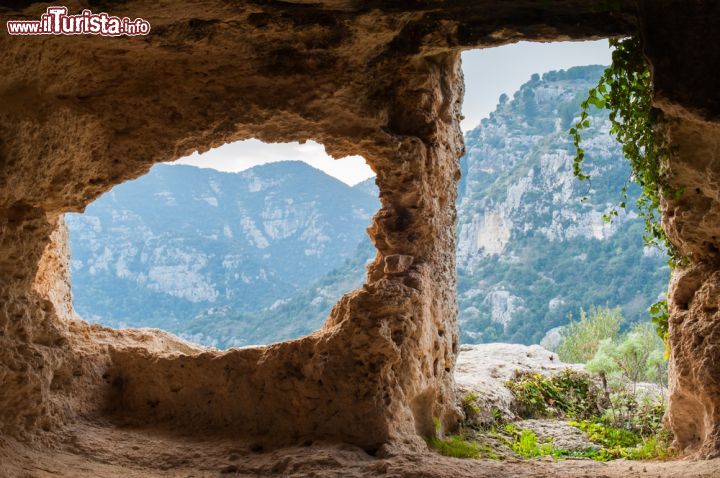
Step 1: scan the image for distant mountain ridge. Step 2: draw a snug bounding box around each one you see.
[67,65,669,348]
[66,161,379,336]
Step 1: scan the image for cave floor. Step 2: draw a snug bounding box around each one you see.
[1,423,717,478]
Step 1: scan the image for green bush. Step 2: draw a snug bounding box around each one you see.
[586,321,667,387]
[461,391,481,420]
[624,432,675,460]
[569,419,674,460]
[557,306,622,363]
[570,419,640,449]
[505,369,602,420]
[506,308,672,462]
[511,429,554,458]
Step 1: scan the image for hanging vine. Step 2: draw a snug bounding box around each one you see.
[569,36,681,343]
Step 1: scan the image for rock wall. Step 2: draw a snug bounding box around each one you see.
[3,0,720,460]
[0,0,486,450]
[641,2,720,458]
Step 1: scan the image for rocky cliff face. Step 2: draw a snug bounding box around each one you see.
[457,66,668,344]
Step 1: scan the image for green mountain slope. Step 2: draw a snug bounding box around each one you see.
[66,162,379,333]
[456,65,669,344]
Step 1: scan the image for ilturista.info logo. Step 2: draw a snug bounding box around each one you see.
[6,6,151,36]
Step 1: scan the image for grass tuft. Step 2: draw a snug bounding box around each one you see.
[427,435,481,459]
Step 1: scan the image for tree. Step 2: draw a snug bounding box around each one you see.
[556,306,623,363]
[586,322,667,390]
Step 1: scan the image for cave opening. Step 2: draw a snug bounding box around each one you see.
[453,40,672,455]
[3,1,720,471]
[65,138,378,349]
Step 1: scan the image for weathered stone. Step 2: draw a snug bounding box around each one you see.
[0,0,719,469]
[641,2,720,459]
[455,343,583,426]
[383,254,414,274]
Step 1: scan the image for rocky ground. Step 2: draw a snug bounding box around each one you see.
[2,343,712,477]
[455,343,585,425]
[1,422,717,478]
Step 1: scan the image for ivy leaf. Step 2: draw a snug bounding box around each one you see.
[566,35,680,340]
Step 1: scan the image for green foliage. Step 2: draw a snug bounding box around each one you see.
[609,393,665,437]
[510,429,554,458]
[427,416,503,460]
[449,370,671,463]
[569,36,680,344]
[556,306,623,363]
[567,323,670,461]
[586,322,667,386]
[557,306,667,388]
[570,419,640,449]
[570,36,677,261]
[427,434,482,459]
[500,425,611,462]
[505,307,671,462]
[569,419,674,460]
[624,431,675,460]
[649,298,670,358]
[550,448,613,462]
[505,370,601,420]
[498,415,671,462]
[569,313,668,455]
[461,391,481,420]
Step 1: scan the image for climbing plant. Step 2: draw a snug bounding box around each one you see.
[570,36,680,260]
[570,36,681,341]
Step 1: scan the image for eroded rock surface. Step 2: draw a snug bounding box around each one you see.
[641,2,720,459]
[0,0,719,472]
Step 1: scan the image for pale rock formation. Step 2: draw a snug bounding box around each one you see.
[482,290,525,329]
[540,326,565,350]
[455,343,582,425]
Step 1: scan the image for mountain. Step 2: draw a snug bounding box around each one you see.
[66,65,669,348]
[352,177,379,197]
[456,65,669,344]
[66,161,379,334]
[182,239,375,347]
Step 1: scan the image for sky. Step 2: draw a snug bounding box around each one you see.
[175,40,612,186]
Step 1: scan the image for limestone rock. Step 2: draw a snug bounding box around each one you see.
[454,343,583,425]
[0,0,719,469]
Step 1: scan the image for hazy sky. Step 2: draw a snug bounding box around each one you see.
[176,40,612,185]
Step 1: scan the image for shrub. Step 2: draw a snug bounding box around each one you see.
[586,322,666,388]
[557,306,623,363]
[569,419,674,460]
[624,431,675,460]
[570,419,640,449]
[461,391,481,420]
[510,428,554,458]
[505,369,602,420]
